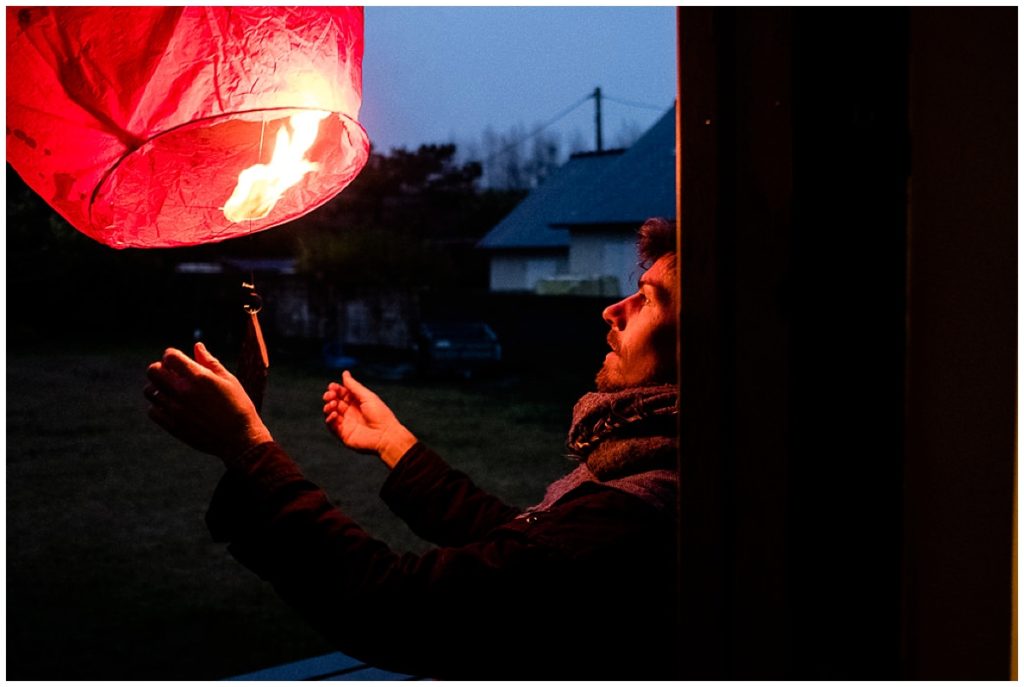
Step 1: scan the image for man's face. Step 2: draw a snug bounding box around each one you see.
[596,254,678,392]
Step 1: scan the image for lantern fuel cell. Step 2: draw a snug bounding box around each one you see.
[5,7,370,249]
[238,282,270,413]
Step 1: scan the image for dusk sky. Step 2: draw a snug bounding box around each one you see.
[358,6,677,158]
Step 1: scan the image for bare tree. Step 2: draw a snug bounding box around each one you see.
[475,123,564,190]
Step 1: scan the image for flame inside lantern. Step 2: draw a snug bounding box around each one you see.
[223,110,330,223]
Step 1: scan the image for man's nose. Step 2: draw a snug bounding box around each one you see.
[603,298,627,330]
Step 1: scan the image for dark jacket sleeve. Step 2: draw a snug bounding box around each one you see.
[379,442,522,546]
[206,441,679,679]
[206,442,554,678]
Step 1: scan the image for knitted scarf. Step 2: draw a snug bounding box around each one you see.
[524,384,678,516]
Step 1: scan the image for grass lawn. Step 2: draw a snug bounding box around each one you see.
[7,339,584,680]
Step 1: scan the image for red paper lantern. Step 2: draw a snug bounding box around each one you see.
[6,6,369,248]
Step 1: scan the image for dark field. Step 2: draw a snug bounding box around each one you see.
[7,342,581,680]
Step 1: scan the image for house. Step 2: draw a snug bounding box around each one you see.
[478,103,676,297]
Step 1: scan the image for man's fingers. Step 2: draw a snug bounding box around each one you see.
[341,370,377,402]
[146,361,164,383]
[161,347,206,379]
[143,383,166,405]
[323,382,354,402]
[194,341,228,375]
[147,391,212,452]
[147,361,188,395]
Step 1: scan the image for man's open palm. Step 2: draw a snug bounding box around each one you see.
[322,371,416,468]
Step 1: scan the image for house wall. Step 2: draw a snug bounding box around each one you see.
[568,231,640,297]
[489,252,568,292]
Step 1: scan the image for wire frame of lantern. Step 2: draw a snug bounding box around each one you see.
[6,6,370,249]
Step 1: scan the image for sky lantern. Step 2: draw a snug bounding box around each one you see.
[6,6,370,249]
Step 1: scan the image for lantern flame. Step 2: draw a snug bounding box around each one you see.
[223,110,330,223]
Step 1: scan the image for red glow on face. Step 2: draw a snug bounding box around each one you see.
[6,7,370,248]
[597,255,679,391]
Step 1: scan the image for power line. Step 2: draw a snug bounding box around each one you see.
[476,90,667,167]
[480,92,592,165]
[602,94,669,112]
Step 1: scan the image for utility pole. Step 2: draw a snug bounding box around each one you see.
[593,86,603,152]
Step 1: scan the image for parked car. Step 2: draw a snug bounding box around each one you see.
[416,321,502,378]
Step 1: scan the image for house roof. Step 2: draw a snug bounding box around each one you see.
[477,104,676,251]
[551,104,676,228]
[476,149,624,250]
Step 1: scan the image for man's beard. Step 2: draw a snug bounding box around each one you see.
[595,356,625,392]
[595,332,623,391]
[594,349,678,392]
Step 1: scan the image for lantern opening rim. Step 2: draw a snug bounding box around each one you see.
[86,109,369,249]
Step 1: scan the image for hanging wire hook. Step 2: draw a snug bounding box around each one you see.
[241,280,263,315]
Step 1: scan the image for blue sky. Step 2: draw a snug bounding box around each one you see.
[358,7,677,157]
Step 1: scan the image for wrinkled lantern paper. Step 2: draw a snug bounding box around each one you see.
[6,6,370,248]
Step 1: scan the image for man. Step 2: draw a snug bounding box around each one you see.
[145,217,679,679]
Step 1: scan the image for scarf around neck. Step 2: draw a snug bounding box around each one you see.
[567,384,678,479]
[523,385,679,516]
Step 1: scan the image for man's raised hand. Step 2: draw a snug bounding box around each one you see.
[322,370,417,469]
[145,342,272,467]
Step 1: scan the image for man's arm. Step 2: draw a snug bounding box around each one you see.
[204,441,552,678]
[145,343,519,548]
[379,442,522,546]
[205,441,679,680]
[323,372,522,544]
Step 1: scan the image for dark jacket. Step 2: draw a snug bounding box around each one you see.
[207,441,678,679]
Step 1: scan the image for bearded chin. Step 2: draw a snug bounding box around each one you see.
[595,360,625,392]
[595,354,677,392]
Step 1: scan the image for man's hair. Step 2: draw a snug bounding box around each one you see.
[637,217,676,269]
